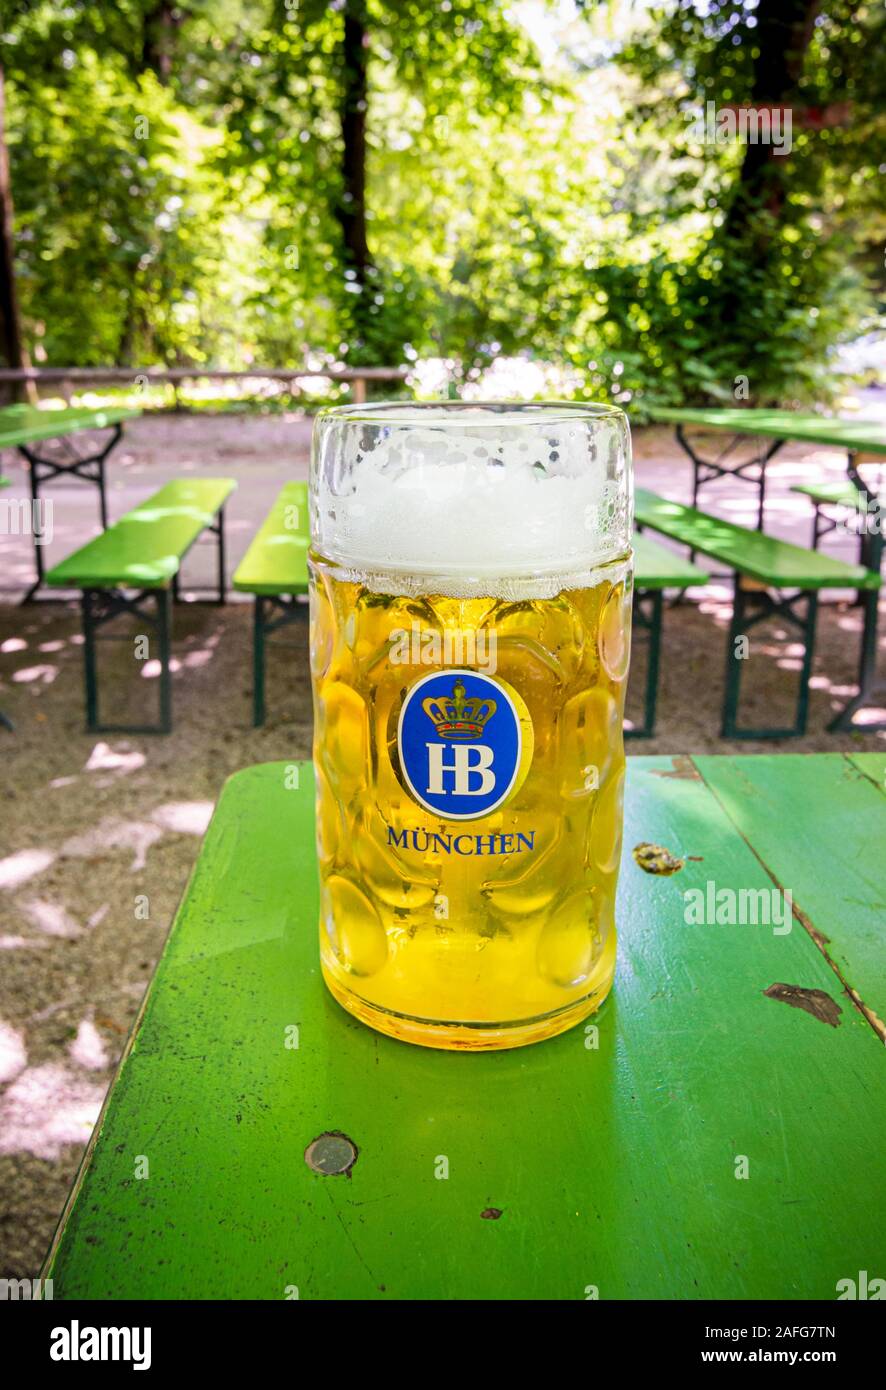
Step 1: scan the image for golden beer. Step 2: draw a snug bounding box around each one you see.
[310,402,633,1050]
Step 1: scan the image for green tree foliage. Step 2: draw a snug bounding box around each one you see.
[1,0,883,403]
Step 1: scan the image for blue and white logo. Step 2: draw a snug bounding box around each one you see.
[397,668,525,821]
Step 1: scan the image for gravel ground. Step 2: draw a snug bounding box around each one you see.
[1,409,884,1279]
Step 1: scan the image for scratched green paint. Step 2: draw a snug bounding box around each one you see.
[44,479,236,590]
[233,481,309,596]
[0,403,140,450]
[45,758,885,1300]
[695,754,886,1028]
[635,488,880,590]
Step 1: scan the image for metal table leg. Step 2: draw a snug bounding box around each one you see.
[20,423,123,601]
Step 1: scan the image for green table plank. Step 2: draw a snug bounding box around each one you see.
[791,480,865,508]
[647,407,886,456]
[44,756,885,1300]
[0,403,140,449]
[635,487,880,590]
[633,532,708,589]
[233,481,309,595]
[44,478,236,590]
[695,754,886,1038]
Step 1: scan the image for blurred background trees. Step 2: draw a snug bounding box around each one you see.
[1,0,884,406]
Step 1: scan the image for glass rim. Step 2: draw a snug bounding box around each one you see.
[315,399,628,427]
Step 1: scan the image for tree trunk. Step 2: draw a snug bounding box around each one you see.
[723,0,822,238]
[336,2,372,308]
[142,2,180,85]
[0,62,36,404]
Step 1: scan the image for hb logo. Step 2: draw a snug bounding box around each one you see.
[397,669,532,820]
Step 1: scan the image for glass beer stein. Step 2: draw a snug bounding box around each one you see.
[309,402,633,1050]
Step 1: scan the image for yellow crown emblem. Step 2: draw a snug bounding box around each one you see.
[422,679,496,741]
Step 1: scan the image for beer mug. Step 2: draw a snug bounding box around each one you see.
[310,402,633,1050]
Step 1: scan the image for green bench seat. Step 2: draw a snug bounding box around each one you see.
[45,478,236,734]
[791,479,862,509]
[233,481,309,727]
[633,488,881,738]
[635,488,879,592]
[629,534,708,738]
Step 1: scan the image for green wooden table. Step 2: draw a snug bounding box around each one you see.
[44,754,885,1300]
[642,412,886,732]
[0,403,141,598]
[647,406,886,534]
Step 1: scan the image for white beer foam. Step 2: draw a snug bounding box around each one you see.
[313,405,632,597]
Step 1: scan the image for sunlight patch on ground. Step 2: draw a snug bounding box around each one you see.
[180,648,214,669]
[140,657,183,678]
[852,706,886,726]
[61,818,165,873]
[152,801,214,835]
[12,664,58,684]
[0,1063,106,1161]
[0,849,56,890]
[68,1018,111,1072]
[84,741,146,775]
[21,899,83,939]
[0,1021,27,1084]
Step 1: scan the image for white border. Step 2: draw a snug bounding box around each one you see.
[396,668,524,822]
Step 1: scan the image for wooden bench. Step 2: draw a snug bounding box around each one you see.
[630,533,708,738]
[0,402,141,598]
[634,488,881,738]
[233,481,309,727]
[45,478,236,734]
[42,753,886,1299]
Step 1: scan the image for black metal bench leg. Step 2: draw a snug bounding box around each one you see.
[83,589,101,731]
[94,424,121,531]
[626,589,662,739]
[795,591,818,737]
[82,587,174,735]
[157,588,173,734]
[828,587,885,733]
[811,503,823,551]
[722,583,819,739]
[721,577,746,738]
[217,505,227,605]
[253,596,266,728]
[24,445,45,594]
[20,423,122,601]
